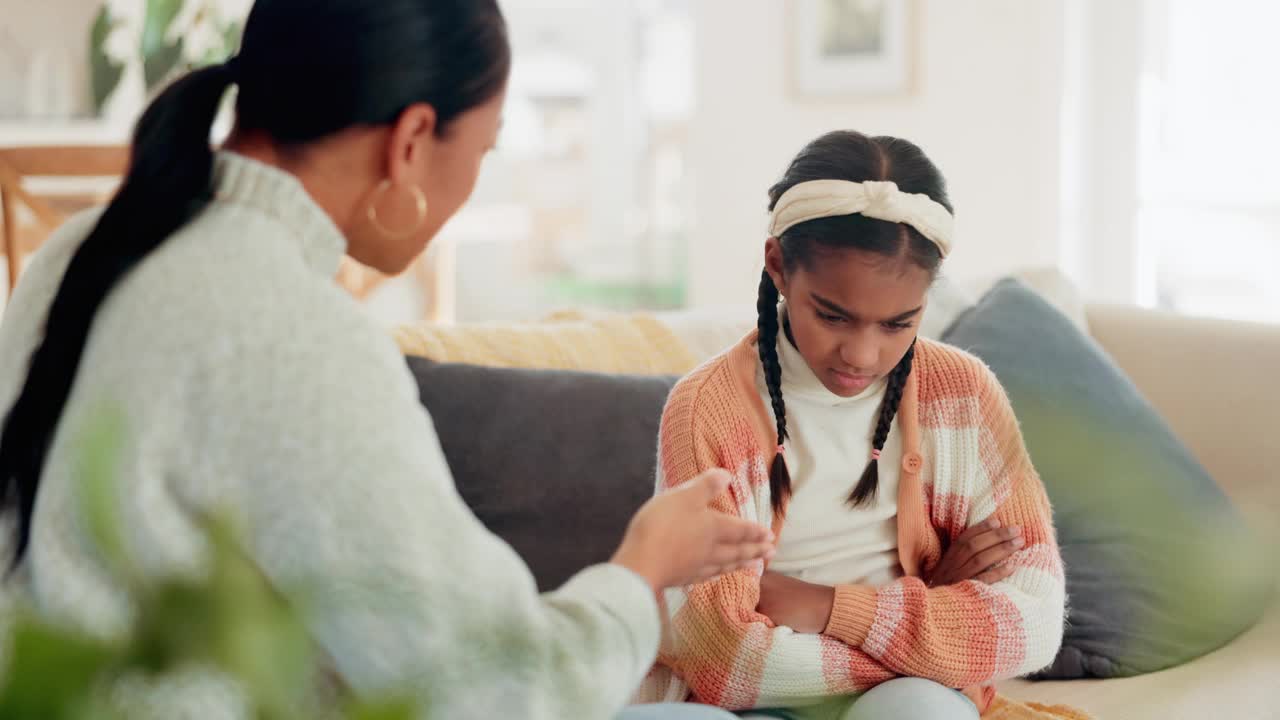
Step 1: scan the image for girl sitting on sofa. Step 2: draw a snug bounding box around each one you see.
[640,130,1067,720]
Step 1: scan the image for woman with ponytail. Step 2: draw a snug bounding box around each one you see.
[640,132,1066,719]
[0,2,774,718]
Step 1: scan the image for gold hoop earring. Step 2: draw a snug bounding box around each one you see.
[367,180,428,240]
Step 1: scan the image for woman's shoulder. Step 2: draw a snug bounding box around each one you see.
[913,336,1002,403]
[5,208,105,314]
[109,206,397,391]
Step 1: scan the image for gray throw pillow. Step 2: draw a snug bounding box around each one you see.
[407,356,675,591]
[943,278,1273,678]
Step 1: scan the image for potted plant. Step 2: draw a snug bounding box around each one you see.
[89,0,243,117]
[0,412,416,719]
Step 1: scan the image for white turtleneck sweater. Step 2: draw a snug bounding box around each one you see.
[758,313,904,588]
[0,152,659,719]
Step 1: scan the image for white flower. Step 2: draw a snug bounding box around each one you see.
[102,18,138,62]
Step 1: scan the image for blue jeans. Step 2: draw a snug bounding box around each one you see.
[618,678,978,720]
[738,678,979,720]
[617,703,739,720]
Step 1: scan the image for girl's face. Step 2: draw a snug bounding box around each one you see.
[764,237,930,398]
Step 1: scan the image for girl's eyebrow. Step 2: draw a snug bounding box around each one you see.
[810,292,923,323]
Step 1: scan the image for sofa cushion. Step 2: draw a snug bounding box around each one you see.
[956,267,1090,334]
[943,278,1273,679]
[395,311,696,375]
[407,356,675,591]
[998,583,1280,720]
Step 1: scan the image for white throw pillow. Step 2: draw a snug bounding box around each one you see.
[919,275,976,340]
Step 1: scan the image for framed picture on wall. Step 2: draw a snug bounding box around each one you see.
[792,0,913,97]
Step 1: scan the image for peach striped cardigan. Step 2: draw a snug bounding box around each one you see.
[637,332,1067,714]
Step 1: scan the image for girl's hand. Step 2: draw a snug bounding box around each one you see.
[927,517,1023,587]
[612,469,776,592]
[756,570,835,634]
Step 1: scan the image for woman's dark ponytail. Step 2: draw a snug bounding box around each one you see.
[0,63,236,568]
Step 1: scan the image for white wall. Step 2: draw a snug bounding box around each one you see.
[687,0,1073,307]
[1057,0,1144,305]
[0,0,100,118]
[0,0,252,121]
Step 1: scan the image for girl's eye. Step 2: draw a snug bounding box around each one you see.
[818,312,845,325]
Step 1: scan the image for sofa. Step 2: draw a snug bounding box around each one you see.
[403,277,1279,720]
[656,299,1279,720]
[985,303,1280,718]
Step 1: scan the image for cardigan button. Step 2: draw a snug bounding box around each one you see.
[902,452,923,474]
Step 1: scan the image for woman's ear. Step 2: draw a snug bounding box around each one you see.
[764,236,789,298]
[386,102,438,184]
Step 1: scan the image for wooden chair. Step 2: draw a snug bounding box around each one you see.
[0,145,451,321]
[336,238,454,323]
[0,145,129,296]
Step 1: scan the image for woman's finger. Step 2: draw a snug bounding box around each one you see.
[688,566,724,585]
[691,563,743,584]
[685,468,732,503]
[692,547,774,584]
[707,541,774,567]
[713,514,773,544]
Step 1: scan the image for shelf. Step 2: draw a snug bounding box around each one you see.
[0,120,133,146]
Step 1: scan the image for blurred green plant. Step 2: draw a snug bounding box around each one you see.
[89,6,126,114]
[139,0,187,91]
[545,275,687,313]
[0,410,417,720]
[89,0,243,115]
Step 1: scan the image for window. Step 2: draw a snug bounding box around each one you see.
[434,0,693,323]
[1137,0,1280,323]
[0,0,693,324]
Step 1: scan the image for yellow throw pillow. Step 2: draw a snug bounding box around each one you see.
[393,311,698,376]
